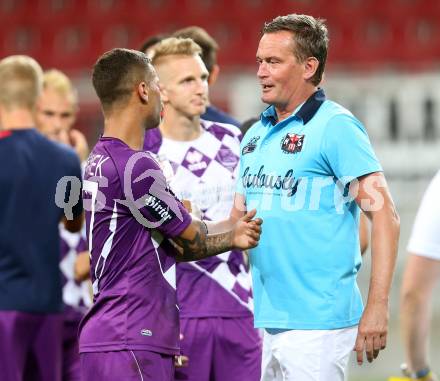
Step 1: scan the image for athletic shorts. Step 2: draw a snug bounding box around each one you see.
[80,349,174,381]
[175,316,262,381]
[261,326,357,381]
[0,311,63,381]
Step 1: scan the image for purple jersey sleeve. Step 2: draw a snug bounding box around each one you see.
[119,152,192,238]
[79,138,191,355]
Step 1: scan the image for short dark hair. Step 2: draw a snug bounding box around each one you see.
[92,48,152,112]
[139,33,169,54]
[173,26,219,73]
[263,14,328,86]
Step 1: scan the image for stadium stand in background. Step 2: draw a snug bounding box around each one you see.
[2,0,440,70]
[3,0,440,152]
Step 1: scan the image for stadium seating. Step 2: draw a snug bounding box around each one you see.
[2,0,440,72]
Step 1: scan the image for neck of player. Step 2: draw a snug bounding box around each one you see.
[275,85,318,123]
[102,106,145,151]
[159,107,202,141]
[0,108,35,130]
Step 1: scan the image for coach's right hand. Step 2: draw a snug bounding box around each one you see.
[232,209,262,250]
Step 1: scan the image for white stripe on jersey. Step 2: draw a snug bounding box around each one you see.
[92,202,118,295]
[151,230,177,290]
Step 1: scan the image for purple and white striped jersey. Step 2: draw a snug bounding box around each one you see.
[79,137,191,355]
[59,225,92,323]
[144,120,254,318]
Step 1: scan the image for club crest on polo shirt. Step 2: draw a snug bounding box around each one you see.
[242,136,260,155]
[281,133,304,154]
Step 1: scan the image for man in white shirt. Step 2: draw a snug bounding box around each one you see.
[400,171,440,381]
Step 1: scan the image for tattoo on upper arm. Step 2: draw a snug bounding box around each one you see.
[173,221,232,261]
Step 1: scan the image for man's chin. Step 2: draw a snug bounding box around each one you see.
[261,94,273,104]
[182,108,205,119]
[191,106,206,116]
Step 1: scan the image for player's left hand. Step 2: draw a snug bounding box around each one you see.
[354,301,389,365]
[74,251,91,282]
[70,129,89,162]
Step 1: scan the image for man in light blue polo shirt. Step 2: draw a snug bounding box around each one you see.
[229,14,400,381]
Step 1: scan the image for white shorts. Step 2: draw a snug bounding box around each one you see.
[407,170,440,261]
[261,326,358,381]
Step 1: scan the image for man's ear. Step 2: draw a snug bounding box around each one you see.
[208,64,220,86]
[159,83,169,103]
[138,82,149,103]
[303,57,319,82]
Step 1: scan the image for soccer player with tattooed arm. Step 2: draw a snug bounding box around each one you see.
[78,48,262,381]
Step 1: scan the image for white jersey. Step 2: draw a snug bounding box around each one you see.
[60,162,92,321]
[159,129,239,221]
[407,170,440,260]
[144,120,254,318]
[60,224,93,320]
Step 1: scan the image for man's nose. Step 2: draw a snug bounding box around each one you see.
[195,79,207,95]
[257,62,268,78]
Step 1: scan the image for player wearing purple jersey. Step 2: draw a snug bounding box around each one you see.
[79,48,262,381]
[143,37,261,381]
[35,69,91,381]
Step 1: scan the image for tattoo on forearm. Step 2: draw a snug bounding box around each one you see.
[173,221,233,261]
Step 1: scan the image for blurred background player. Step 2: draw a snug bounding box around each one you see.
[173,26,240,128]
[139,33,170,57]
[35,69,92,381]
[144,37,261,381]
[79,48,262,381]
[36,69,89,162]
[139,27,240,129]
[0,55,83,381]
[398,171,440,381]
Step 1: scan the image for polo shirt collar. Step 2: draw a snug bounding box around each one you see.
[261,88,326,126]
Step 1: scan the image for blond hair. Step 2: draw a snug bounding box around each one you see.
[151,37,202,65]
[43,69,78,106]
[0,55,43,110]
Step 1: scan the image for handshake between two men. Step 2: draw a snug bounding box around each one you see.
[172,200,263,263]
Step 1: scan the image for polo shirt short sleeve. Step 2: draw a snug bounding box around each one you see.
[322,113,382,186]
